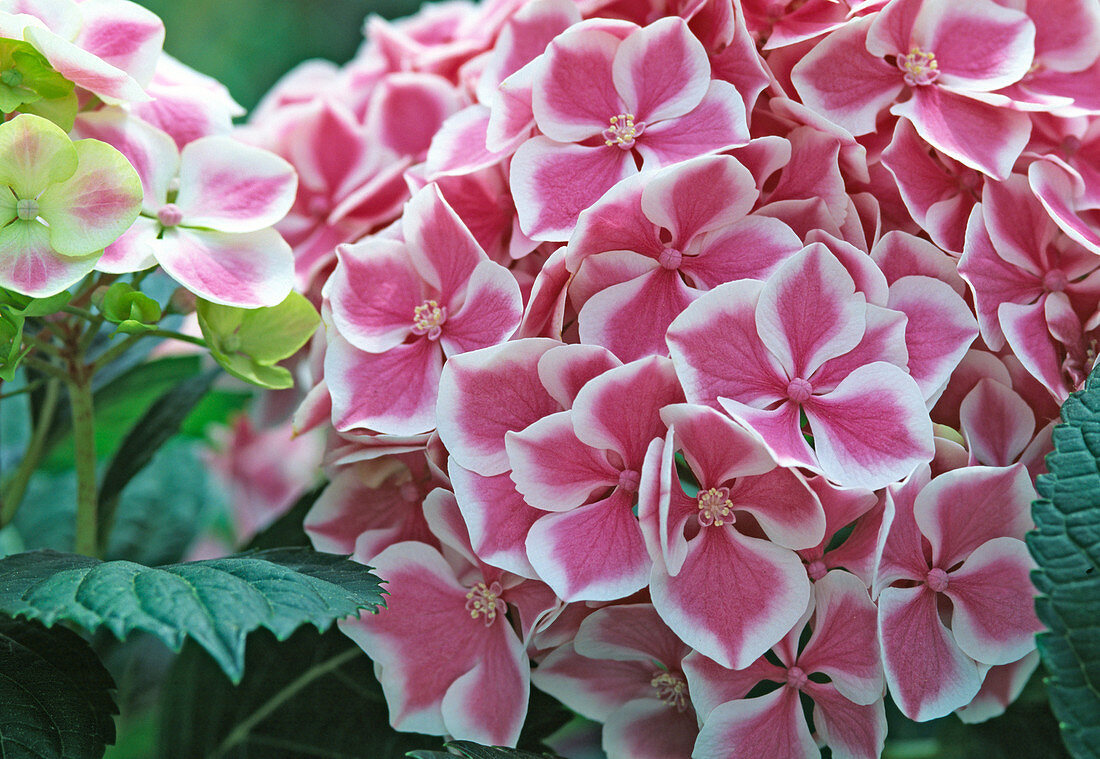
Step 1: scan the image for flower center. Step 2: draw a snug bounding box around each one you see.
[651,671,689,711]
[926,567,949,593]
[15,198,38,221]
[658,247,683,270]
[465,581,505,627]
[412,299,447,340]
[618,468,641,492]
[786,377,813,403]
[786,666,809,690]
[1043,269,1068,293]
[806,559,828,581]
[697,486,734,527]
[399,482,420,502]
[603,113,645,149]
[898,47,940,86]
[157,203,183,228]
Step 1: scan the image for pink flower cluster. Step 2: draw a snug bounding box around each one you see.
[0,0,299,308]
[257,0,1096,754]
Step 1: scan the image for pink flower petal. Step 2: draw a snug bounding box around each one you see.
[603,698,699,759]
[531,24,624,142]
[717,398,818,472]
[611,17,710,124]
[667,279,788,409]
[891,86,1031,180]
[651,528,810,669]
[692,687,817,759]
[686,216,803,289]
[436,338,561,476]
[805,682,887,759]
[533,642,657,720]
[74,0,164,88]
[402,183,486,297]
[24,25,148,103]
[959,378,1036,467]
[439,259,522,355]
[449,463,543,578]
[505,411,619,512]
[755,243,867,379]
[174,136,297,233]
[97,215,158,273]
[365,72,459,158]
[913,463,1035,568]
[877,584,983,721]
[511,137,636,241]
[790,17,903,137]
[639,155,758,245]
[917,0,1035,92]
[635,81,749,167]
[0,219,97,296]
[798,571,883,705]
[526,489,651,601]
[327,239,421,354]
[325,332,442,436]
[537,343,622,409]
[660,403,777,487]
[944,536,1040,666]
[152,226,293,307]
[805,362,934,491]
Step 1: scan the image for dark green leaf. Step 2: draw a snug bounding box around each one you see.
[159,626,440,759]
[96,367,219,546]
[1028,365,1100,759]
[0,614,117,758]
[0,548,385,683]
[179,389,251,438]
[407,742,565,759]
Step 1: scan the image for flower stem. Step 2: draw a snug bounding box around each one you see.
[68,373,98,557]
[0,377,60,526]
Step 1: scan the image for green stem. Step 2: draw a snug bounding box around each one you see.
[0,378,60,526]
[21,354,71,383]
[69,373,98,557]
[23,331,64,358]
[145,329,206,347]
[89,332,142,373]
[210,647,361,759]
[62,305,96,320]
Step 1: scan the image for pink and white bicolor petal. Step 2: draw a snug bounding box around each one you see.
[325,333,442,436]
[0,220,98,297]
[692,687,818,759]
[805,682,887,759]
[438,259,522,355]
[651,527,811,670]
[611,17,709,124]
[531,24,624,142]
[449,462,543,579]
[804,362,934,491]
[942,537,1041,666]
[403,183,486,295]
[912,464,1035,568]
[877,584,983,721]
[436,338,561,476]
[526,489,651,601]
[634,81,749,167]
[174,136,297,232]
[327,239,422,354]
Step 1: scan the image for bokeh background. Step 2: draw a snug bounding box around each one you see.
[137,0,422,110]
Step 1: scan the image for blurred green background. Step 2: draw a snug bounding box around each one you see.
[136,0,424,110]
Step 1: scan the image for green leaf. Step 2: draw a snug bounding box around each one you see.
[96,367,219,546]
[0,614,117,759]
[0,548,385,683]
[407,742,565,759]
[97,282,162,328]
[178,389,251,438]
[197,292,319,390]
[40,355,202,471]
[159,626,441,758]
[1028,365,1100,759]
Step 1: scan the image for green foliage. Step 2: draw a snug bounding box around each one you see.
[0,288,71,380]
[159,626,441,758]
[1029,367,1100,759]
[0,614,117,759]
[197,292,319,389]
[0,548,385,683]
[0,39,77,128]
[40,355,203,471]
[95,282,162,334]
[95,367,219,546]
[407,742,566,759]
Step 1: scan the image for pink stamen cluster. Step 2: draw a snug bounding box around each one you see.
[260,0,1100,755]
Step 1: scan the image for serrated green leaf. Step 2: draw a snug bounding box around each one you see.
[0,614,117,759]
[96,367,219,546]
[1028,365,1100,759]
[407,742,565,759]
[0,548,385,683]
[159,626,440,759]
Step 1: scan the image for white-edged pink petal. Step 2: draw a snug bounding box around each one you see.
[692,686,817,759]
[943,536,1040,666]
[449,462,543,578]
[611,17,709,124]
[0,219,97,296]
[530,24,624,142]
[327,239,421,354]
[439,259,522,355]
[877,584,983,721]
[634,81,749,167]
[174,136,296,232]
[436,338,561,476]
[96,215,157,273]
